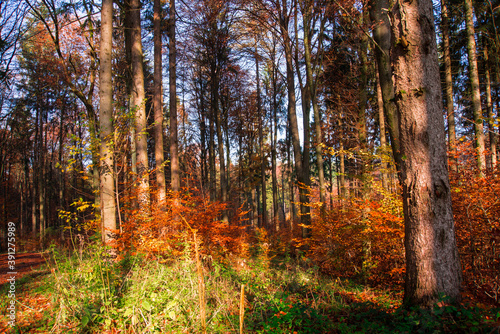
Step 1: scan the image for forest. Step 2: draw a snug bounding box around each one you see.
[0,0,500,332]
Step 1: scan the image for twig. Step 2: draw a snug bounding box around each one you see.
[240,284,245,334]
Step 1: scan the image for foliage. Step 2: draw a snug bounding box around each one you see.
[2,248,499,333]
[307,181,405,285]
[116,189,251,261]
[450,141,500,305]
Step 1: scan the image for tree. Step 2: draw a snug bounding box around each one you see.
[464,0,486,173]
[369,0,402,178]
[99,0,117,245]
[388,0,462,306]
[299,0,327,210]
[129,0,150,210]
[440,0,457,171]
[169,0,180,193]
[153,0,166,201]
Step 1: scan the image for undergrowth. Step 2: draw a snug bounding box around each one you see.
[1,243,499,333]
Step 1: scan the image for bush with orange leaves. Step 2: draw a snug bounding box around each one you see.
[307,183,405,286]
[450,141,500,305]
[116,189,251,262]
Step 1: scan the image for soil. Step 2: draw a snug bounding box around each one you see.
[0,252,47,288]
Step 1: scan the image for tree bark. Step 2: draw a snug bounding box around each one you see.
[154,0,166,201]
[464,0,486,173]
[301,0,326,210]
[369,0,402,179]
[256,48,267,228]
[389,0,462,306]
[130,0,150,210]
[358,6,369,195]
[169,0,180,193]
[483,40,497,168]
[440,0,457,171]
[99,0,117,245]
[376,69,388,190]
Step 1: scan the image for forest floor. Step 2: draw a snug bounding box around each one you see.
[0,252,47,286]
[0,248,499,333]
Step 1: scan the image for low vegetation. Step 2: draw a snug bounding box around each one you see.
[1,237,499,333]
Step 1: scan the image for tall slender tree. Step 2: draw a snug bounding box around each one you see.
[129,0,150,209]
[169,0,180,193]
[99,0,117,244]
[464,0,486,173]
[440,0,457,171]
[154,0,166,201]
[369,0,402,178]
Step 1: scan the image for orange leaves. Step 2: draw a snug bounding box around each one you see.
[306,188,405,285]
[450,161,500,305]
[116,188,251,262]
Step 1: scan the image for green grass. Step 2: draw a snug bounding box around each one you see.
[2,244,499,333]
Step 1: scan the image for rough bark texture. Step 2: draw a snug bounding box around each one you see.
[130,0,150,210]
[154,0,166,201]
[99,0,117,244]
[390,0,462,307]
[464,0,486,173]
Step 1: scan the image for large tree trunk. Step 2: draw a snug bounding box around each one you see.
[389,0,462,307]
[130,0,150,210]
[440,0,457,171]
[169,0,180,193]
[464,0,486,173]
[99,0,117,245]
[154,0,166,201]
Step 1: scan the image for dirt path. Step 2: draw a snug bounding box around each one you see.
[0,252,47,287]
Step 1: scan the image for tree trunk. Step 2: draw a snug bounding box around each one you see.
[376,69,388,190]
[484,40,497,168]
[302,0,326,210]
[369,0,402,179]
[389,0,462,307]
[271,60,279,230]
[464,0,486,173]
[358,6,369,194]
[169,0,180,193]
[99,0,117,245]
[256,49,267,229]
[212,66,228,222]
[440,0,457,171]
[209,106,216,201]
[290,2,311,237]
[130,0,150,211]
[154,0,166,201]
